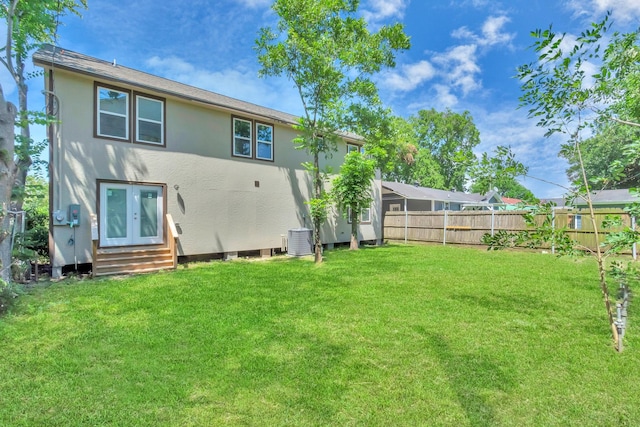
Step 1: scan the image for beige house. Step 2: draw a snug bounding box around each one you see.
[33,45,381,277]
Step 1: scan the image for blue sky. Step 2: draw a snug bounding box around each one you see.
[8,0,640,198]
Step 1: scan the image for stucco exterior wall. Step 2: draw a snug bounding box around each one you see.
[47,69,381,268]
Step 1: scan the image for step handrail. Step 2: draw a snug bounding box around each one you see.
[166,213,178,268]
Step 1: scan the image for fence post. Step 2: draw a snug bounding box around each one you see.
[633,216,637,261]
[404,198,408,244]
[551,208,556,255]
[491,210,495,236]
[443,209,448,245]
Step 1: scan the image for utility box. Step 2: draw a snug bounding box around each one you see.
[287,228,313,256]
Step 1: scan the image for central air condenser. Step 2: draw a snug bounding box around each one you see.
[287,228,313,256]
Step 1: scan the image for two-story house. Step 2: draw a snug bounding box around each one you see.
[33,45,381,277]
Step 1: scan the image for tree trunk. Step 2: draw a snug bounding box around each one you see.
[0,84,17,283]
[313,152,323,263]
[576,142,619,350]
[350,210,359,250]
[13,76,31,236]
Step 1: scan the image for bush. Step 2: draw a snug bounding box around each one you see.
[16,176,49,261]
[0,280,23,315]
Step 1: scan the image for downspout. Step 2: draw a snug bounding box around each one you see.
[43,87,62,212]
[46,71,56,265]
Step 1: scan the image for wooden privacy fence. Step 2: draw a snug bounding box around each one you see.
[383,208,638,255]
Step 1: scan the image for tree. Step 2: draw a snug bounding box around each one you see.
[410,108,480,191]
[0,85,16,284]
[468,145,534,201]
[516,15,640,351]
[495,180,537,201]
[560,122,640,189]
[331,151,376,250]
[256,0,410,262]
[21,175,49,259]
[0,0,86,282]
[1,0,86,195]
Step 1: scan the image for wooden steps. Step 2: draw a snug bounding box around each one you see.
[91,214,179,277]
[93,245,175,276]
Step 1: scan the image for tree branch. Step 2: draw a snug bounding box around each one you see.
[610,116,640,128]
[4,0,20,80]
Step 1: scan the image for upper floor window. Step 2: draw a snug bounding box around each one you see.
[348,206,372,224]
[360,206,371,223]
[97,87,129,140]
[233,118,252,157]
[256,123,273,160]
[232,116,274,161]
[95,82,166,146]
[347,143,365,154]
[136,95,164,144]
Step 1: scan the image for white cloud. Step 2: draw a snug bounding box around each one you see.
[452,15,514,47]
[433,44,482,95]
[480,15,514,46]
[472,107,571,198]
[404,84,459,112]
[566,0,640,24]
[235,0,272,8]
[382,60,436,91]
[432,84,459,109]
[451,26,475,40]
[450,0,491,8]
[362,0,408,23]
[386,14,514,103]
[146,56,194,75]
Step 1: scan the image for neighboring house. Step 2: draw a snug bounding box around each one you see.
[33,45,380,277]
[541,190,639,230]
[498,196,525,211]
[569,189,640,209]
[382,181,502,214]
[541,189,639,210]
[539,197,567,208]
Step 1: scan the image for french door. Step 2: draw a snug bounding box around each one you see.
[99,182,164,247]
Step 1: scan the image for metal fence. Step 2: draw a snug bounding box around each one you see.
[383,208,637,255]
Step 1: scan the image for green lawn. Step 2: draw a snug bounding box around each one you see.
[1,244,639,426]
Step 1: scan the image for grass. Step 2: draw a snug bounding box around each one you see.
[1,243,639,426]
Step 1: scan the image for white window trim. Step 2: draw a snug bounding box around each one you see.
[360,206,371,223]
[347,143,365,154]
[135,95,164,145]
[573,214,582,230]
[233,117,253,158]
[347,205,372,224]
[256,122,274,161]
[97,86,129,140]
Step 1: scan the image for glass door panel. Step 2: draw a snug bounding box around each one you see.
[100,183,164,247]
[106,188,128,238]
[134,186,163,244]
[100,183,132,246]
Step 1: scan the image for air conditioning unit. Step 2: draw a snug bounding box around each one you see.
[287,228,313,256]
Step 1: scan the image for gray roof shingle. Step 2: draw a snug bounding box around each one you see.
[33,44,361,142]
[382,181,497,204]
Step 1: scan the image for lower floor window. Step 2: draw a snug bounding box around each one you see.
[347,206,372,224]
